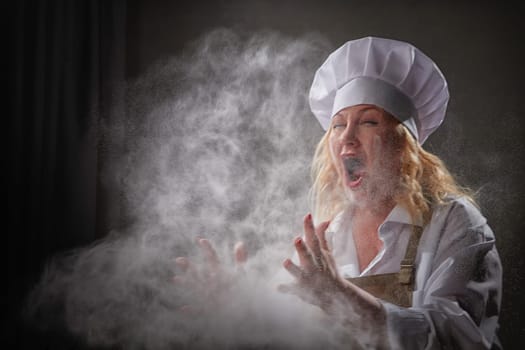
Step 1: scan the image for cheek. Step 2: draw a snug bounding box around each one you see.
[370,129,396,152]
[368,135,383,159]
[366,134,393,167]
[370,134,402,173]
[380,132,401,158]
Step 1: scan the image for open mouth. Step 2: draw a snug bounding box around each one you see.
[343,158,364,187]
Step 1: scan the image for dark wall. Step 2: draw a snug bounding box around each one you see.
[8,0,524,348]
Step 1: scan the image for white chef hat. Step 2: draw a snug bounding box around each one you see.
[309,36,449,144]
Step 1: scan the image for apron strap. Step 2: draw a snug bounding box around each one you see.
[398,225,423,286]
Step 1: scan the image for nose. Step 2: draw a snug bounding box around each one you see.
[341,123,359,147]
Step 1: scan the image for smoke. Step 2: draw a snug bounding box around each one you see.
[25,29,373,349]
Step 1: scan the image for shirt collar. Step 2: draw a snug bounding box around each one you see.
[328,203,424,234]
[384,204,423,227]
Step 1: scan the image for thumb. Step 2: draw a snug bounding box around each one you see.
[234,241,248,265]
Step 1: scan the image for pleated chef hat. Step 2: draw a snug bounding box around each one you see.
[309,36,449,144]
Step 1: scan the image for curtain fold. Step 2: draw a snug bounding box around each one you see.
[8,1,126,348]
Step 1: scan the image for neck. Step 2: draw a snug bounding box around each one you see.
[350,201,395,273]
[351,197,395,224]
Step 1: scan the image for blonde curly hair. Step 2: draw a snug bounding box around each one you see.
[309,121,475,224]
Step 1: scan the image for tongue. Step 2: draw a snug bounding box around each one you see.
[343,158,363,181]
[348,174,363,188]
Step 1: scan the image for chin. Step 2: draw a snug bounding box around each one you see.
[342,186,365,207]
[343,180,392,210]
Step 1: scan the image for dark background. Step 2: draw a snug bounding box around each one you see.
[8,0,524,348]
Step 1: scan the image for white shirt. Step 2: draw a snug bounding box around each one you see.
[327,197,502,349]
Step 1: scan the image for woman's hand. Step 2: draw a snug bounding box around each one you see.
[278,214,342,312]
[173,238,247,314]
[279,214,386,330]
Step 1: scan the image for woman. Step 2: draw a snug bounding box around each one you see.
[279,37,502,349]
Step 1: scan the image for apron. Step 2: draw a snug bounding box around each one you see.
[345,226,423,307]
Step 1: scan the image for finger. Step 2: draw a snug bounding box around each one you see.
[283,258,303,279]
[175,257,190,272]
[294,236,315,271]
[316,222,331,251]
[174,257,201,285]
[198,238,220,268]
[303,214,321,257]
[234,241,247,265]
[320,247,339,278]
[315,220,331,238]
[175,256,200,278]
[172,275,184,285]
